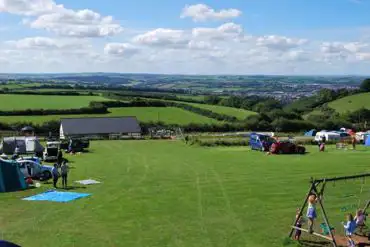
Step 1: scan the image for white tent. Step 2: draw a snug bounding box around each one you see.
[0,137,44,155]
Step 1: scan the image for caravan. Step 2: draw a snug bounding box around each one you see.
[314,131,341,143]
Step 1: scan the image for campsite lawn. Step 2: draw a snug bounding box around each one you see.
[0,107,220,125]
[0,94,108,110]
[1,141,369,247]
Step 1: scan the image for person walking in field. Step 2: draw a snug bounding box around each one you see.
[61,161,69,189]
[57,149,63,166]
[52,164,60,188]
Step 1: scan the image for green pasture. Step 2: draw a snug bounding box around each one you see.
[188,103,257,120]
[328,92,370,113]
[1,141,369,247]
[0,107,220,125]
[0,94,108,111]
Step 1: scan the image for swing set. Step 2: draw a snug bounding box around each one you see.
[288,173,370,247]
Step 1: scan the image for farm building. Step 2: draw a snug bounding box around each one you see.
[60,117,142,139]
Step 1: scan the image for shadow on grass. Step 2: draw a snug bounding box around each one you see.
[62,185,87,191]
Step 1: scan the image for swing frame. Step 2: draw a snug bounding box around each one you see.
[288,173,370,247]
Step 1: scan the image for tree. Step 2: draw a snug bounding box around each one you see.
[360,78,370,92]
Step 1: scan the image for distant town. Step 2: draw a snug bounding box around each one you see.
[0,73,365,102]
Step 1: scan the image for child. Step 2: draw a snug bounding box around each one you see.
[355,209,366,234]
[295,208,305,240]
[342,213,356,247]
[307,194,319,234]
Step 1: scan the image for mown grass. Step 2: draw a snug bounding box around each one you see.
[328,92,370,113]
[0,107,220,125]
[187,103,257,120]
[0,141,369,247]
[0,94,109,110]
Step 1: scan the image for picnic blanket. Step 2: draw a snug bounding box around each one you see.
[23,190,90,203]
[75,179,101,185]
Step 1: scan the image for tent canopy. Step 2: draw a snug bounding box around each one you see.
[0,137,44,155]
[0,159,27,193]
[365,135,370,147]
[304,129,317,136]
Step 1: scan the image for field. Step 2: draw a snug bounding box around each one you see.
[0,94,108,110]
[187,103,257,120]
[0,107,220,125]
[328,92,370,113]
[1,141,369,247]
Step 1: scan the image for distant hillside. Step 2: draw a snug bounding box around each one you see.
[327,92,370,113]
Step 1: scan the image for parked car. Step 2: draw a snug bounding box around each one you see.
[249,133,276,151]
[270,141,306,154]
[43,141,61,162]
[61,138,90,152]
[17,158,53,181]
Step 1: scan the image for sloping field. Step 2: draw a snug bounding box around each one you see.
[187,103,257,120]
[327,92,370,113]
[0,141,369,247]
[0,107,220,125]
[0,94,108,110]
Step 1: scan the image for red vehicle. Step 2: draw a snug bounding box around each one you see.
[270,141,306,154]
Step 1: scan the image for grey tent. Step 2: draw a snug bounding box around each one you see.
[0,137,44,155]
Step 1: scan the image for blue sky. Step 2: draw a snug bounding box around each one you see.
[1,0,370,74]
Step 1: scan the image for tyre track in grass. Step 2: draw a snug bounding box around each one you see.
[183,161,213,247]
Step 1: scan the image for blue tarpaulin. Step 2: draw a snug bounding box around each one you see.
[23,190,90,203]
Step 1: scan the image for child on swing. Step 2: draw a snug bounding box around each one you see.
[342,213,356,247]
[355,209,366,234]
[307,194,320,234]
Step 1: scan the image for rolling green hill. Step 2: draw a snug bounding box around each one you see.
[0,94,108,110]
[0,107,220,125]
[327,92,370,113]
[187,103,257,120]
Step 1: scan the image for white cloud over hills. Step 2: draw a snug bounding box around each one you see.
[0,0,370,74]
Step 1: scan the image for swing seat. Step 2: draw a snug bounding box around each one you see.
[320,223,335,236]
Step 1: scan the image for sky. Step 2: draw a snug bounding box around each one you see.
[1,0,370,75]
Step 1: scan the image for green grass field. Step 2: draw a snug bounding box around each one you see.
[186,103,257,120]
[1,141,369,247]
[0,94,108,110]
[328,92,370,113]
[0,107,220,125]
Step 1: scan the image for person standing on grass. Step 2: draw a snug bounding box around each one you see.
[52,163,60,188]
[61,161,69,189]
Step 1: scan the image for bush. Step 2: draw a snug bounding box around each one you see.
[0,106,108,116]
[193,139,249,147]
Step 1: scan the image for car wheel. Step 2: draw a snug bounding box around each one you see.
[40,171,51,181]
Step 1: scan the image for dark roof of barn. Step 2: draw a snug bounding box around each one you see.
[60,117,141,135]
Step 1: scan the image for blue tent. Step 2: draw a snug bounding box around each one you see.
[304,129,317,137]
[0,159,27,193]
[365,134,370,147]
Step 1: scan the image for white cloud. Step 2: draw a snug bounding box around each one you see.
[0,0,62,16]
[0,0,123,38]
[188,40,218,50]
[104,43,139,57]
[30,9,123,37]
[181,4,241,22]
[192,22,243,41]
[256,35,308,51]
[6,37,87,50]
[133,28,189,48]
